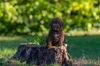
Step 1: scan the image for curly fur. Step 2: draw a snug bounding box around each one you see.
[47,18,65,48]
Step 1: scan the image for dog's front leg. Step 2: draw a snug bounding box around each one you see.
[47,41,52,49]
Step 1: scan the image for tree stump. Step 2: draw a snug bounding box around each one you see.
[13,43,72,66]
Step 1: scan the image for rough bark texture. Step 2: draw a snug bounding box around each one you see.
[13,43,72,66]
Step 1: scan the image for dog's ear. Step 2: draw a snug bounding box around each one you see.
[59,21,63,27]
[57,18,63,27]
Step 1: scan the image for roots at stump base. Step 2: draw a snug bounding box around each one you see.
[13,43,72,66]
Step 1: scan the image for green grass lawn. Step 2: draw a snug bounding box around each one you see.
[0,35,100,66]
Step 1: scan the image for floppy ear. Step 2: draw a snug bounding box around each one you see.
[59,21,63,27]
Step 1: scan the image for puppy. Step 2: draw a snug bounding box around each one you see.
[47,18,65,48]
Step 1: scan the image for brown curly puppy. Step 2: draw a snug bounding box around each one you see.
[47,18,65,48]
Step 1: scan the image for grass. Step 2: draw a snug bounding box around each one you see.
[0,35,100,66]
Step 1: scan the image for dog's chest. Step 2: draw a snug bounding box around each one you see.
[52,32,60,42]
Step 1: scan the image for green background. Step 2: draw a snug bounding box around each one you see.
[0,0,100,35]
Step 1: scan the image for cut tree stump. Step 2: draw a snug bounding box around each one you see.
[13,43,72,66]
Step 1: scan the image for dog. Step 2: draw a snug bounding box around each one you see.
[47,18,65,48]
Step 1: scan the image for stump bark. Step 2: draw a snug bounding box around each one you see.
[13,43,72,66]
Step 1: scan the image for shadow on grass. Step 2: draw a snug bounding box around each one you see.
[66,35,100,59]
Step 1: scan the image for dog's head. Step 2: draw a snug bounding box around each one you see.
[49,18,63,31]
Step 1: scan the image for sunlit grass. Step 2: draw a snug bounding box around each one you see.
[0,49,15,57]
[73,58,100,66]
[66,30,100,36]
[0,36,23,42]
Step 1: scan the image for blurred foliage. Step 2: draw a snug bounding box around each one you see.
[0,0,100,35]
